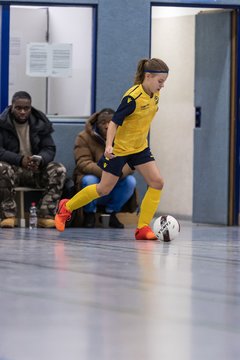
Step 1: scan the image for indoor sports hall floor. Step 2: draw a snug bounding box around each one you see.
[0,220,240,360]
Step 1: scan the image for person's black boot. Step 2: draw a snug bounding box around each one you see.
[83,212,96,228]
[109,212,124,229]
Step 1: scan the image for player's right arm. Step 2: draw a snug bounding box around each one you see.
[104,94,136,159]
[112,95,136,126]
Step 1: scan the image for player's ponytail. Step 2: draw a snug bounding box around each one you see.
[134,59,148,84]
[134,58,169,84]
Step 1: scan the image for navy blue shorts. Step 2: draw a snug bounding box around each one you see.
[97,147,155,177]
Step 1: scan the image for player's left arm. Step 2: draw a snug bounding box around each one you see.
[105,121,118,159]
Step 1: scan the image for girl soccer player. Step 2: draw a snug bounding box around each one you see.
[55,58,169,240]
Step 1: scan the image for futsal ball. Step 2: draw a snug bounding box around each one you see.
[153,215,180,242]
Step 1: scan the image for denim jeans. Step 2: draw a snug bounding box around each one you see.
[81,174,136,213]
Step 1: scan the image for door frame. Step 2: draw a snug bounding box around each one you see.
[150,3,240,225]
[0,5,10,112]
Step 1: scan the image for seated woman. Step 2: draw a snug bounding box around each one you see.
[73,108,137,228]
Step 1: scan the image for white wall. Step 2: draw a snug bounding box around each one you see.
[9,7,47,111]
[48,7,92,116]
[151,15,195,219]
[152,7,204,18]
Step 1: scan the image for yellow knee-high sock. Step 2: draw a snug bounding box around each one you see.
[138,187,162,228]
[66,184,100,212]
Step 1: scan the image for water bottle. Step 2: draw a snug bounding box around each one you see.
[29,202,38,229]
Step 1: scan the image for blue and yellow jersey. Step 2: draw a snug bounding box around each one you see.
[112,84,159,156]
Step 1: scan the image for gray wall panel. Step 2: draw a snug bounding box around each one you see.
[96,0,150,110]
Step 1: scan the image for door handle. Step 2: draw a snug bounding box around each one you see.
[195,107,201,128]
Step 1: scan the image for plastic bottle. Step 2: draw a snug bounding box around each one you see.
[29,202,38,229]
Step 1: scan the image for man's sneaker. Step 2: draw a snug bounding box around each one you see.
[38,218,55,228]
[109,212,124,229]
[0,217,16,228]
[55,199,72,232]
[135,226,157,240]
[83,212,96,228]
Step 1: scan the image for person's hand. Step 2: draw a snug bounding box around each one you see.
[28,160,40,172]
[104,146,115,159]
[21,156,40,172]
[21,156,31,169]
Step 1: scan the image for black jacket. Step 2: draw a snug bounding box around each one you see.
[0,106,56,167]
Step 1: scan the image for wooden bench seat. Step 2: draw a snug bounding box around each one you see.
[15,187,44,227]
[14,187,138,228]
[12,119,144,229]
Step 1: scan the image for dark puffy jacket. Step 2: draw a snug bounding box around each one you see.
[0,106,56,167]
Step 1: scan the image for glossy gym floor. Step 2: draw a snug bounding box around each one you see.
[0,220,240,360]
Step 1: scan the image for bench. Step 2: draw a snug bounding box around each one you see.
[14,118,86,227]
[15,187,44,227]
[14,117,146,228]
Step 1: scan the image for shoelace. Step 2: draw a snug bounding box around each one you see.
[136,226,152,233]
[57,204,71,221]
[58,213,71,221]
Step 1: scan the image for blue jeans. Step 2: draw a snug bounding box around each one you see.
[81,174,136,213]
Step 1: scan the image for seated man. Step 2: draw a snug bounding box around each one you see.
[0,91,66,228]
[74,108,137,228]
